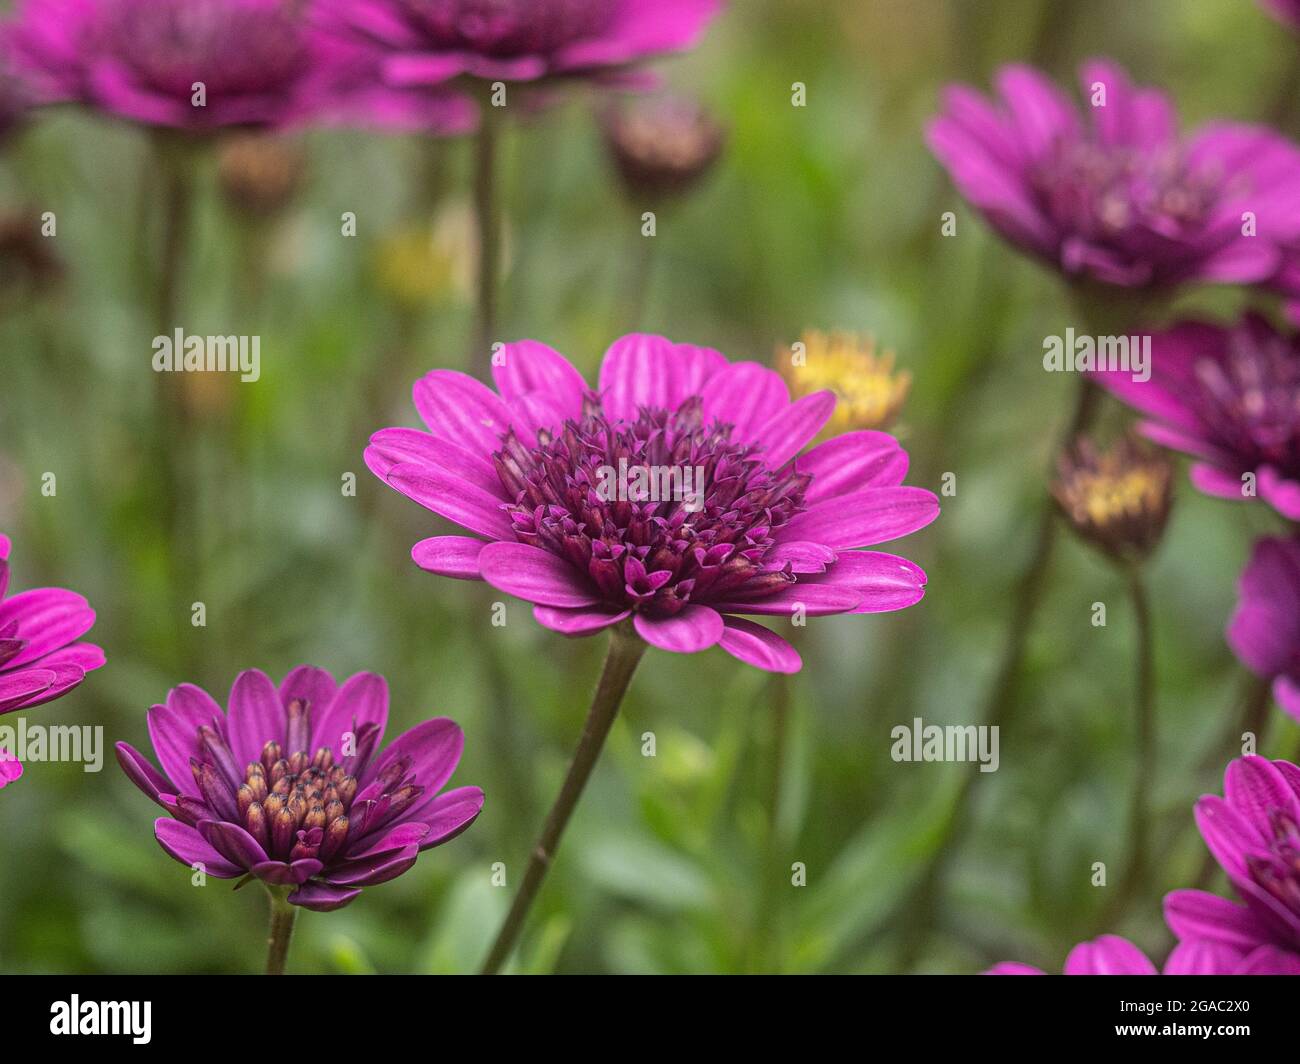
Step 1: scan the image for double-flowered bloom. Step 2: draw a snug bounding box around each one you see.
[0,533,104,716]
[1163,756,1300,974]
[115,666,483,911]
[366,335,939,673]
[1094,314,1300,519]
[928,59,1300,293]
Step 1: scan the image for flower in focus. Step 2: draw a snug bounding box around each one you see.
[1260,0,1300,30]
[1092,313,1300,519]
[0,748,22,790]
[0,533,104,715]
[927,59,1300,292]
[116,666,484,911]
[780,331,911,436]
[7,0,338,130]
[1163,756,1300,973]
[1227,538,1300,723]
[987,930,1298,974]
[366,334,939,674]
[601,93,724,202]
[1051,433,1172,563]
[217,133,305,217]
[316,0,723,93]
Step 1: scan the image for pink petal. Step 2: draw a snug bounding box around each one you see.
[412,369,515,454]
[288,881,362,911]
[633,605,724,653]
[699,362,791,444]
[491,340,587,419]
[749,391,836,467]
[598,334,726,420]
[797,431,910,502]
[1163,889,1272,951]
[779,487,940,549]
[479,541,599,608]
[312,672,389,757]
[154,819,243,878]
[533,605,631,635]
[412,536,487,580]
[226,669,284,768]
[718,616,802,673]
[710,583,863,617]
[1062,935,1157,975]
[385,461,516,540]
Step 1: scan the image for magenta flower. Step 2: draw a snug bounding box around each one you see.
[0,533,104,715]
[927,59,1300,291]
[1094,314,1300,518]
[988,931,1297,974]
[1226,537,1300,722]
[6,0,341,130]
[316,0,723,89]
[0,749,21,790]
[115,666,484,911]
[1261,0,1300,30]
[1163,756,1300,974]
[365,335,938,673]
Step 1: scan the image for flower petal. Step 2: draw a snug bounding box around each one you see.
[115,741,174,807]
[797,431,910,502]
[147,684,224,797]
[779,487,940,549]
[412,536,487,580]
[598,334,726,420]
[311,672,389,756]
[491,340,587,419]
[479,541,600,608]
[412,369,515,454]
[288,881,363,912]
[718,617,802,673]
[633,605,724,653]
[154,818,243,878]
[385,461,516,540]
[366,717,464,795]
[699,362,791,444]
[226,669,284,768]
[533,604,631,635]
[749,391,836,467]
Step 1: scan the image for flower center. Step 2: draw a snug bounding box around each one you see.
[397,0,617,57]
[187,698,421,864]
[492,397,811,616]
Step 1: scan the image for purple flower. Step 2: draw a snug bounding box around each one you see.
[927,59,1300,291]
[0,748,22,790]
[115,666,484,911]
[0,533,104,715]
[1163,756,1300,974]
[1094,314,1300,518]
[6,0,342,130]
[316,0,723,89]
[365,335,939,673]
[988,931,1296,974]
[1261,0,1300,30]
[1227,537,1300,722]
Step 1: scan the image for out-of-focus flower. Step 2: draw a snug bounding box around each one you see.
[780,331,911,435]
[927,59,1300,292]
[217,133,305,217]
[317,0,723,93]
[1093,313,1300,519]
[115,666,484,912]
[601,93,724,201]
[0,62,33,143]
[0,748,22,790]
[1227,537,1300,722]
[7,0,338,131]
[365,334,939,674]
[0,533,104,715]
[987,930,1298,974]
[1163,756,1300,973]
[372,200,505,309]
[1260,0,1300,30]
[1051,433,1172,563]
[0,211,63,308]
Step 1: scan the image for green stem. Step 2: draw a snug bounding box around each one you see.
[479,623,646,975]
[265,892,298,976]
[471,103,502,381]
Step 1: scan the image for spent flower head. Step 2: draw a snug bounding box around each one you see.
[601,92,724,201]
[217,133,305,217]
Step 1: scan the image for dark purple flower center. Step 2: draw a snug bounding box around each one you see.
[185,698,418,865]
[1245,806,1300,933]
[396,0,617,57]
[1031,141,1219,242]
[90,0,311,99]
[1191,326,1300,476]
[492,397,811,617]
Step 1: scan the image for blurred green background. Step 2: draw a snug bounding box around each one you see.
[2,0,1299,974]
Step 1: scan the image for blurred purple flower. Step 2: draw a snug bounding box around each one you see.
[115,666,484,911]
[927,59,1300,291]
[1227,537,1300,722]
[365,335,939,674]
[5,0,365,131]
[988,931,1298,974]
[1163,756,1300,974]
[1261,0,1300,30]
[316,0,722,92]
[0,748,22,790]
[0,533,104,715]
[1093,314,1300,518]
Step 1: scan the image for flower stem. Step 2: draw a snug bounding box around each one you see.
[480,623,646,975]
[470,102,502,381]
[265,892,297,976]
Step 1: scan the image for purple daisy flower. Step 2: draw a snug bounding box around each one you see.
[988,931,1298,974]
[316,0,723,89]
[1092,313,1300,518]
[1227,537,1300,722]
[1163,756,1300,974]
[0,533,105,715]
[115,666,484,912]
[0,748,22,790]
[6,0,347,131]
[927,59,1300,291]
[365,335,939,673]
